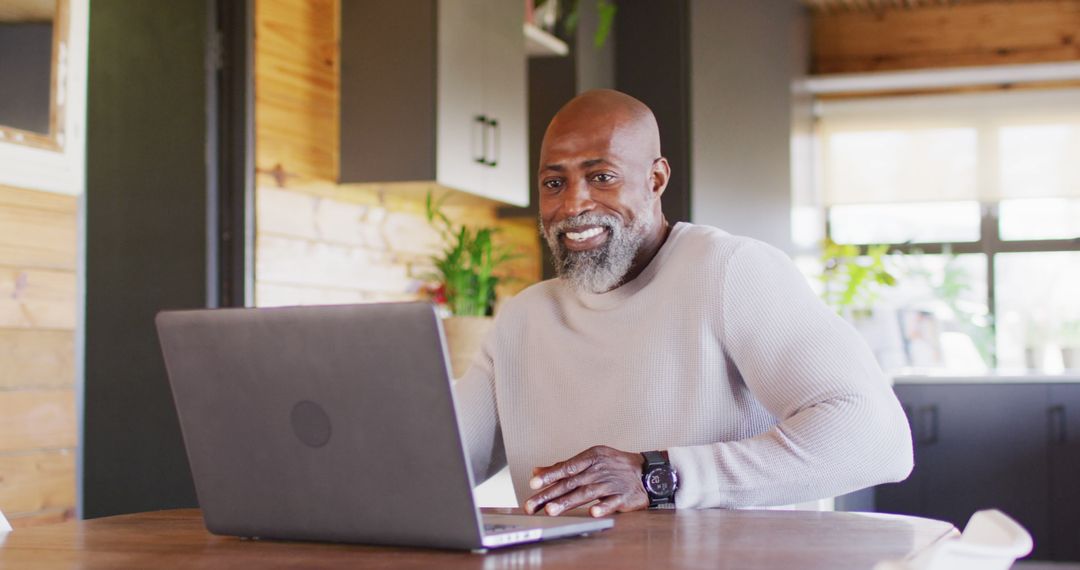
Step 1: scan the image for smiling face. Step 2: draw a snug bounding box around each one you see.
[538,90,671,293]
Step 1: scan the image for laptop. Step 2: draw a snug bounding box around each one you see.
[155,302,613,551]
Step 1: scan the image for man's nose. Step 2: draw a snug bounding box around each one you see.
[560,180,594,218]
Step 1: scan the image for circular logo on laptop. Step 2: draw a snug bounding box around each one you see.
[290,400,332,448]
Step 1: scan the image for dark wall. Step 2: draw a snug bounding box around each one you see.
[83,0,210,518]
[0,23,53,133]
[615,0,692,224]
[525,55,577,279]
[688,0,805,252]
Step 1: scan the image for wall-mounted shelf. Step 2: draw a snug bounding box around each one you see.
[524,22,568,57]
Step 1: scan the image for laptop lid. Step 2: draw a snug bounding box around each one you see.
[156,302,486,550]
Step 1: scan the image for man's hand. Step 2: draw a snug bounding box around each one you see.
[524,445,650,518]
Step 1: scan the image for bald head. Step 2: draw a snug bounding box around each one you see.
[543,89,661,162]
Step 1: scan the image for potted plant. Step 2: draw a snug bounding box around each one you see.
[819,239,904,368]
[819,239,896,319]
[424,192,519,377]
[899,249,994,369]
[1024,318,1051,371]
[1060,320,1080,371]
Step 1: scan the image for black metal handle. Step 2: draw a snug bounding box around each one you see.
[473,115,487,164]
[1048,405,1067,445]
[485,117,499,167]
[917,405,939,445]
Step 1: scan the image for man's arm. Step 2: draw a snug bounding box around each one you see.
[527,239,913,515]
[668,240,913,508]
[453,330,507,486]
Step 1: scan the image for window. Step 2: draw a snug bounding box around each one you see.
[995,252,1080,372]
[810,89,1080,374]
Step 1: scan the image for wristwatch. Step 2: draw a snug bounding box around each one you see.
[641,450,678,508]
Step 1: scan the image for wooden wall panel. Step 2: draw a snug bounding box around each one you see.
[0,389,77,452]
[813,0,1080,74]
[0,184,78,272]
[0,452,76,516]
[0,267,77,329]
[0,37,78,535]
[0,330,75,389]
[255,0,338,181]
[0,183,76,212]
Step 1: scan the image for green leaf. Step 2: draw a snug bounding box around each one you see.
[594,0,616,48]
[423,191,518,316]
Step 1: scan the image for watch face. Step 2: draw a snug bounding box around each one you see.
[645,467,677,497]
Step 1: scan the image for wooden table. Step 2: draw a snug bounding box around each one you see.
[0,507,956,569]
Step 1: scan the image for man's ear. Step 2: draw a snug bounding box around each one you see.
[650,157,671,198]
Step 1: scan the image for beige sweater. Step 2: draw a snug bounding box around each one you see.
[455,222,913,509]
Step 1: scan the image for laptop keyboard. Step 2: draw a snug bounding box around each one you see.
[484,523,522,533]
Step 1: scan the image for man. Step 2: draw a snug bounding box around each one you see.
[454,89,913,518]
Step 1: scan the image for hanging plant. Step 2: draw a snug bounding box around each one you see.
[535,0,617,48]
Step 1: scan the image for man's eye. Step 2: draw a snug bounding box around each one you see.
[592,173,615,184]
[543,179,563,190]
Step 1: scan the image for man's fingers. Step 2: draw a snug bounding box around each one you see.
[524,467,604,514]
[529,448,600,490]
[589,496,623,518]
[525,446,650,516]
[541,482,612,516]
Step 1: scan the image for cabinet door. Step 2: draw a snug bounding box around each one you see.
[1049,384,1080,561]
[875,384,925,516]
[918,384,1051,560]
[436,0,489,196]
[479,0,528,206]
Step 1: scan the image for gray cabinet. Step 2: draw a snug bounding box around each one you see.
[1049,384,1080,561]
[874,385,925,517]
[877,383,1080,561]
[340,0,528,207]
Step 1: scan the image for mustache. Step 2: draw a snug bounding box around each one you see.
[543,213,621,240]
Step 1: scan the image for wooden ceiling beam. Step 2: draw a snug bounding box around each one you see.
[810,0,1080,74]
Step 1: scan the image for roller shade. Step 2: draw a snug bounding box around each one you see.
[817,89,1080,206]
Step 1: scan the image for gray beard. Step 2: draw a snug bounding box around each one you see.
[540,212,651,294]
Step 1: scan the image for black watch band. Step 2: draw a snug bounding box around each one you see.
[641,450,678,508]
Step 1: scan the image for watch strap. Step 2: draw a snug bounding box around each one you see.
[642,450,667,469]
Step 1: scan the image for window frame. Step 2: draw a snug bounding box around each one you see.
[824,202,1080,367]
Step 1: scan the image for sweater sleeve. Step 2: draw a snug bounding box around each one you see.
[667,240,913,508]
[452,327,507,486]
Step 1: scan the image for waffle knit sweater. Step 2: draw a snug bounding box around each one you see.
[455,222,913,509]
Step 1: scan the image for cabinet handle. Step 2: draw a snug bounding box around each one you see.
[485,118,499,167]
[1048,405,1067,445]
[473,115,487,164]
[917,405,939,445]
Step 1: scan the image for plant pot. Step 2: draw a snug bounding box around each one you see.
[1025,346,1044,371]
[1063,347,1080,371]
[442,316,494,379]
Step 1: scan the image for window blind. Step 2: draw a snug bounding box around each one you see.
[816,89,1080,206]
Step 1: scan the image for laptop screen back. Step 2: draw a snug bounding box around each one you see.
[156,302,485,549]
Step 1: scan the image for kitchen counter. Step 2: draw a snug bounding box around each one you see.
[892,371,1080,384]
